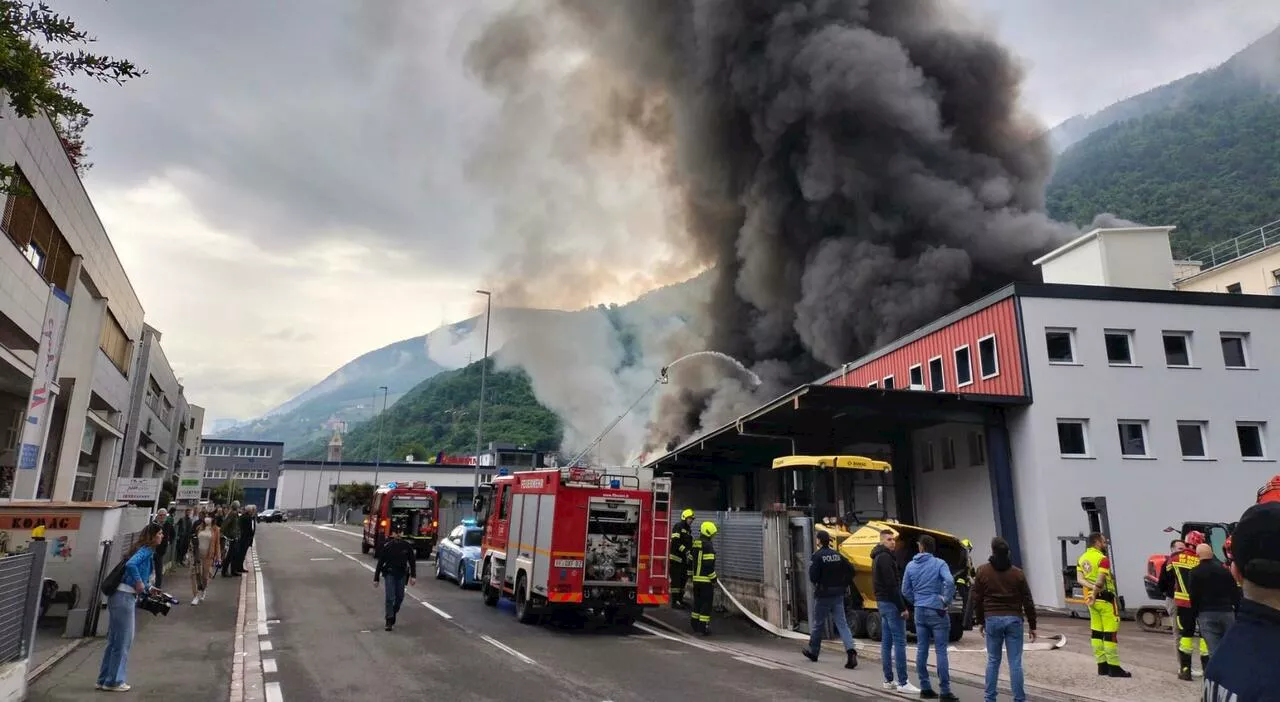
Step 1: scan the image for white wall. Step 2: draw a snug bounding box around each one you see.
[1013,295,1280,606]
[276,468,487,510]
[1176,246,1280,295]
[910,422,997,556]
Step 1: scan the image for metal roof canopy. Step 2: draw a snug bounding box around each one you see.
[646,383,1026,473]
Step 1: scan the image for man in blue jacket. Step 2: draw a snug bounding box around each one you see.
[902,535,958,701]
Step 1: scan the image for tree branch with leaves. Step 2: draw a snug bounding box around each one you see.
[0,0,145,181]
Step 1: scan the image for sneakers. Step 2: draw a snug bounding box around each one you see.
[897,682,921,694]
[882,681,898,691]
[104,683,131,692]
[190,595,202,605]
[939,694,960,701]
[920,691,938,700]
[801,647,818,662]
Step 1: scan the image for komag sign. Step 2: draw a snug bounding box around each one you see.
[0,514,82,530]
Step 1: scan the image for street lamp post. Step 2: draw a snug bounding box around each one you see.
[473,290,492,496]
[374,386,388,487]
[331,420,346,525]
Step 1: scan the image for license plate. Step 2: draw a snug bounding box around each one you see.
[553,559,584,569]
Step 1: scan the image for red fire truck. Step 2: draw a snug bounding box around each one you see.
[472,467,671,626]
[361,481,440,558]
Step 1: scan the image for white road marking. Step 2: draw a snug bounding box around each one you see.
[732,655,780,670]
[480,634,536,665]
[421,601,453,619]
[260,640,273,652]
[255,550,268,637]
[633,623,718,652]
[309,557,334,561]
[265,681,284,702]
[263,659,277,674]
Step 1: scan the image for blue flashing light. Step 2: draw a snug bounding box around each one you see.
[610,479,621,489]
[387,482,398,489]
[461,518,477,527]
[497,468,509,476]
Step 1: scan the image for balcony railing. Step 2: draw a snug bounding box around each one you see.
[1181,218,1280,277]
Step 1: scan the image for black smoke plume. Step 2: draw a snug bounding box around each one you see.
[467,0,1080,453]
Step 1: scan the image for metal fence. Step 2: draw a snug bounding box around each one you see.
[688,511,766,581]
[0,543,49,664]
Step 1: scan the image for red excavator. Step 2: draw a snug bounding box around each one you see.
[1136,474,1280,632]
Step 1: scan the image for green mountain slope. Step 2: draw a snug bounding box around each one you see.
[1047,95,1280,257]
[292,358,562,461]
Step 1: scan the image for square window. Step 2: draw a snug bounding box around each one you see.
[1118,420,1149,457]
[909,364,924,388]
[1177,421,1207,458]
[1226,283,1242,294]
[978,335,999,378]
[1163,332,1192,367]
[942,438,956,470]
[1221,333,1250,369]
[954,345,973,386]
[967,431,986,466]
[921,441,935,472]
[882,375,895,390]
[1105,330,1134,365]
[928,357,945,392]
[867,381,878,389]
[1045,329,1076,364]
[1057,420,1089,457]
[1237,422,1266,459]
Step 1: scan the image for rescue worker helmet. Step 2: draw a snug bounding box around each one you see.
[1185,530,1206,547]
[681,508,695,520]
[700,521,718,538]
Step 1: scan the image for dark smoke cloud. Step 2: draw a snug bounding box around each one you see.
[468,0,1083,453]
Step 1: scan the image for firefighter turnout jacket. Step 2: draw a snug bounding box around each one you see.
[670,519,693,565]
[1162,548,1200,608]
[809,545,854,598]
[1077,546,1116,600]
[691,537,717,583]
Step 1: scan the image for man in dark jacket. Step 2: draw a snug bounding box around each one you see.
[154,509,173,588]
[872,530,917,693]
[1203,502,1280,701]
[801,530,859,669]
[221,502,241,577]
[374,525,417,631]
[971,536,1036,702]
[1189,542,1240,662]
[233,505,257,574]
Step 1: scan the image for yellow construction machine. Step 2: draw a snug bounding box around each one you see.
[771,455,975,642]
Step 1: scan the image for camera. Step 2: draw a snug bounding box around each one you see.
[136,590,180,617]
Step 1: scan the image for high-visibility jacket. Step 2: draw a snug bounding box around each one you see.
[1077,546,1115,599]
[670,520,693,564]
[691,537,717,583]
[1164,549,1201,608]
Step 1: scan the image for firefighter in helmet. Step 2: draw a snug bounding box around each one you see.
[1161,530,1209,680]
[669,508,695,609]
[1078,532,1132,677]
[690,520,718,636]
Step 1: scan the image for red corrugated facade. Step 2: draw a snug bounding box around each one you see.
[824,297,1026,397]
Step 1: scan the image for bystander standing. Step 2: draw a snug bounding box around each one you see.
[1187,541,1240,661]
[971,536,1036,702]
[902,534,958,701]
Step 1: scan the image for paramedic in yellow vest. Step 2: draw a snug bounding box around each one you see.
[1078,532,1132,678]
[689,521,718,636]
[1161,530,1209,681]
[669,509,695,609]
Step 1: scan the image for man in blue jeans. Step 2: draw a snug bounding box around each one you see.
[872,530,920,693]
[801,530,860,669]
[971,536,1037,702]
[902,534,958,701]
[374,525,417,631]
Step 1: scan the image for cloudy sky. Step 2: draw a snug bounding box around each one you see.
[53,0,1280,423]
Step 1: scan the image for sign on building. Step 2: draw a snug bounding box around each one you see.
[116,477,160,502]
[17,287,71,471]
[176,455,204,500]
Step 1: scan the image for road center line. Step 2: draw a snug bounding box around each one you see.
[480,634,536,665]
[632,623,718,652]
[421,601,453,619]
[265,681,284,702]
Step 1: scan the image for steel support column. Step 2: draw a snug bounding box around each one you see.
[985,417,1023,566]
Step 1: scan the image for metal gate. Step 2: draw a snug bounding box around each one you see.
[688,511,766,581]
[0,544,49,664]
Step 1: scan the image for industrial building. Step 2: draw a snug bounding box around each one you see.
[645,224,1280,613]
[198,438,284,509]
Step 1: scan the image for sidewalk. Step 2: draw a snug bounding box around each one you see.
[26,568,241,702]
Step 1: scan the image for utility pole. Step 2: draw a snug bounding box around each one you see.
[374,386,388,487]
[473,290,492,496]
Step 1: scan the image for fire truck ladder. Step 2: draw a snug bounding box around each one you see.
[650,476,672,584]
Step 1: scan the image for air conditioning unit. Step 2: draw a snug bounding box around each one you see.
[908,383,927,391]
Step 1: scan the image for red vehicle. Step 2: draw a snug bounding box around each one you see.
[472,467,671,626]
[362,481,440,558]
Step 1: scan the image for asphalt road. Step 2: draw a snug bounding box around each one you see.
[256,522,881,702]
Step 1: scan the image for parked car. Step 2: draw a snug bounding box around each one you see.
[257,509,287,523]
[435,520,483,588]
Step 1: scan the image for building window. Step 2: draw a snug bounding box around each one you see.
[1057,420,1089,457]
[942,438,956,470]
[1104,329,1135,366]
[953,345,973,387]
[1272,269,1280,285]
[978,334,999,378]
[1177,421,1208,458]
[1045,328,1076,364]
[98,312,133,377]
[203,469,228,480]
[1225,283,1242,294]
[909,364,924,388]
[967,431,986,466]
[1220,333,1250,369]
[201,445,231,457]
[21,240,44,272]
[921,441,935,472]
[233,470,270,480]
[882,375,894,390]
[928,356,945,392]
[1118,420,1150,457]
[867,380,878,389]
[1163,332,1193,368]
[1237,422,1267,459]
[233,446,273,458]
[2,167,74,290]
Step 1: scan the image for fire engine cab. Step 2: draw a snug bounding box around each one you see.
[362,481,440,558]
[472,467,671,627]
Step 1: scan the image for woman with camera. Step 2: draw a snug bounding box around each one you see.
[189,511,221,605]
[97,523,163,692]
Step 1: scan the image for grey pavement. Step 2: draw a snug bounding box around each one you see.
[27,563,239,701]
[271,523,881,701]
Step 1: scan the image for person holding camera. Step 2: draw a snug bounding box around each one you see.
[97,523,164,692]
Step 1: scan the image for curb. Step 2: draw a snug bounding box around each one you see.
[25,637,92,683]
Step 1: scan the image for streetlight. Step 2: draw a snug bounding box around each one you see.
[473,290,492,496]
[374,386,388,487]
[331,420,346,525]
